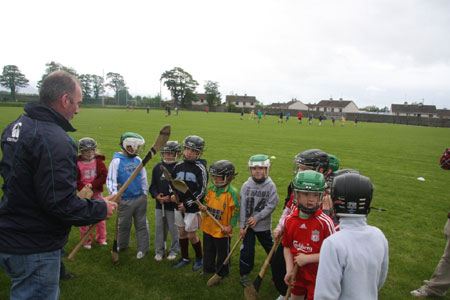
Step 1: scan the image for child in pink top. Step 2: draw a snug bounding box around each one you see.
[76,137,108,249]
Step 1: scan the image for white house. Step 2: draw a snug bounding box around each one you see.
[310,98,359,113]
[225,95,256,108]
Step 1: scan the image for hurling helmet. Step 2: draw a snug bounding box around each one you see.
[78,137,97,152]
[293,170,325,214]
[160,141,181,164]
[331,173,373,216]
[209,160,237,187]
[120,132,145,157]
[327,154,340,172]
[293,149,329,174]
[248,154,270,183]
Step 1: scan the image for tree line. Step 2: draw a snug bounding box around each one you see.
[0,63,222,108]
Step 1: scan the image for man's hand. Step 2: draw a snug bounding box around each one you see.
[198,204,207,212]
[103,194,118,219]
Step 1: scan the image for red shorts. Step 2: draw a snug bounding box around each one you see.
[292,283,315,300]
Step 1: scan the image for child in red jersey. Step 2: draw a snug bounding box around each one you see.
[76,137,108,249]
[282,170,336,300]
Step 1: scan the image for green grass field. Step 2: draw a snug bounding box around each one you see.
[1,106,450,299]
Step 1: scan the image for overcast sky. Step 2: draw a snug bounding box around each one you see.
[1,0,449,108]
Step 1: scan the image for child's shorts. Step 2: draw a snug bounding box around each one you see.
[292,284,315,300]
[175,211,201,232]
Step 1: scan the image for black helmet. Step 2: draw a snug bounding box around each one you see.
[293,149,329,174]
[327,168,360,185]
[160,141,181,164]
[209,160,236,187]
[331,173,373,216]
[183,135,204,161]
[183,135,204,152]
[78,137,97,151]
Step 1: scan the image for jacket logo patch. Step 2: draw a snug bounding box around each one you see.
[7,122,22,142]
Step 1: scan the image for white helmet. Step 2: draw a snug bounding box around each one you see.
[120,132,145,157]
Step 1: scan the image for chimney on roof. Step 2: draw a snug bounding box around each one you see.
[330,97,333,101]
[404,101,408,105]
[339,98,343,101]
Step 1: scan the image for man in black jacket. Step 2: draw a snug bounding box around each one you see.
[0,71,117,300]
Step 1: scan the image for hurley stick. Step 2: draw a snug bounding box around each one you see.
[66,186,93,261]
[285,263,299,300]
[171,179,232,236]
[244,233,283,299]
[69,125,171,262]
[111,184,122,265]
[207,224,249,287]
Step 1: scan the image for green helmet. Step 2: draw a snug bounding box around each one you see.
[248,154,270,168]
[294,170,325,214]
[120,132,145,157]
[248,154,270,182]
[293,170,325,192]
[328,154,340,172]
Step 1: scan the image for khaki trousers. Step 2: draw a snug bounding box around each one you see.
[422,219,450,296]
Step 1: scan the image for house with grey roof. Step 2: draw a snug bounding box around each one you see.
[437,109,450,119]
[225,95,256,108]
[391,102,437,118]
[309,98,359,113]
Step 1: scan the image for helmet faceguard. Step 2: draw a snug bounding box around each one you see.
[293,149,329,174]
[183,135,205,161]
[293,170,325,214]
[79,137,97,151]
[160,141,181,164]
[331,173,373,216]
[120,132,145,157]
[248,154,270,183]
[209,160,237,187]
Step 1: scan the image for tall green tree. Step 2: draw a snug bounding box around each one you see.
[0,65,29,102]
[78,74,93,99]
[203,80,221,109]
[36,61,78,89]
[160,67,198,107]
[105,72,126,105]
[91,75,105,100]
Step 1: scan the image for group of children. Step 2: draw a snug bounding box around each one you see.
[75,131,389,299]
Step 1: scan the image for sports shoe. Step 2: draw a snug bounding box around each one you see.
[83,244,91,250]
[172,258,190,269]
[240,274,252,287]
[136,251,145,259]
[167,254,177,261]
[154,254,163,262]
[99,241,107,246]
[192,258,203,271]
[410,287,440,297]
[275,295,290,300]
